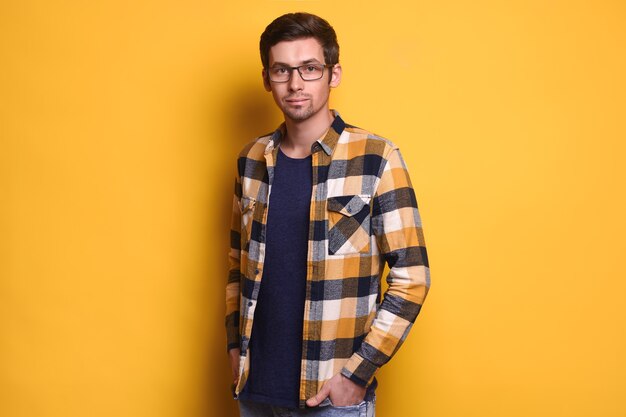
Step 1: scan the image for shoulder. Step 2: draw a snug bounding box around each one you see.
[234,132,275,179]
[237,131,274,160]
[340,123,399,159]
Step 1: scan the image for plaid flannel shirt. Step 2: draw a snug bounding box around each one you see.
[225,109,430,408]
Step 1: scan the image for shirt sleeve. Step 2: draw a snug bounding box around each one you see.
[340,146,430,386]
[225,173,243,352]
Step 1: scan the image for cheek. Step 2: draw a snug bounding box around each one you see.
[270,86,284,102]
[312,85,330,102]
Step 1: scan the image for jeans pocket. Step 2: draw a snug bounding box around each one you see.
[328,398,365,409]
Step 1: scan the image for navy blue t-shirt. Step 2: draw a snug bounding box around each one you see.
[239,147,312,408]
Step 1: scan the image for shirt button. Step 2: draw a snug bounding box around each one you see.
[255,269,260,275]
[248,301,253,307]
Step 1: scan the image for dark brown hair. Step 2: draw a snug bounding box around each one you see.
[259,12,340,69]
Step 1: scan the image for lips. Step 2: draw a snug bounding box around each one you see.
[286,97,309,103]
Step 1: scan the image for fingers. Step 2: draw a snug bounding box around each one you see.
[229,348,240,385]
[232,366,239,384]
[305,382,331,407]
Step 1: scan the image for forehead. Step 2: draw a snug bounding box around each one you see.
[268,37,325,66]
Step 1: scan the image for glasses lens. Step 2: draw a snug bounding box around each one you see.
[300,64,324,80]
[269,67,290,82]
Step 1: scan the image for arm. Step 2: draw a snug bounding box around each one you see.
[225,175,242,355]
[340,147,431,387]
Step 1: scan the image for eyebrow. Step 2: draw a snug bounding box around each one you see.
[270,59,322,67]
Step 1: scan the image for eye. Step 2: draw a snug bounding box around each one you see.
[305,65,319,72]
[272,67,288,74]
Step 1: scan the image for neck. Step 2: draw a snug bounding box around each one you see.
[281,108,334,158]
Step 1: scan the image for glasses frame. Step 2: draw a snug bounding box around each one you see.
[266,63,334,83]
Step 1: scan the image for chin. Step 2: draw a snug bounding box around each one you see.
[282,103,326,122]
[284,108,314,121]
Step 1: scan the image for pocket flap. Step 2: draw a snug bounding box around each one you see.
[239,196,257,213]
[327,194,371,216]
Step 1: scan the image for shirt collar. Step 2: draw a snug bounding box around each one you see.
[264,109,346,156]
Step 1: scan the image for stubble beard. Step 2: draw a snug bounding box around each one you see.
[280,89,330,122]
[281,99,315,122]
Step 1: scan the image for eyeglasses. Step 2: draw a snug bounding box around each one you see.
[266,63,333,83]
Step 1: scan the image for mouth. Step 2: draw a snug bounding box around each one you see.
[286,97,309,104]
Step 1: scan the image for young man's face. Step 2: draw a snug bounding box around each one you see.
[263,37,341,123]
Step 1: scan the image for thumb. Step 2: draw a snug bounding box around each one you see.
[306,383,331,407]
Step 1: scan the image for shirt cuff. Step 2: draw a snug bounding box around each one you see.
[340,352,378,387]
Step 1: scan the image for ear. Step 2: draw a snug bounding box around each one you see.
[262,68,272,92]
[329,64,342,88]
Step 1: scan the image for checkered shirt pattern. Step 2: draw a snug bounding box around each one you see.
[225,109,430,408]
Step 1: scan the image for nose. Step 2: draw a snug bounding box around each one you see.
[287,68,304,92]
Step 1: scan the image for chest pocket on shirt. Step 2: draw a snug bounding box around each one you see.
[239,196,257,249]
[327,194,372,255]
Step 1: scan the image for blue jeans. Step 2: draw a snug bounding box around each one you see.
[238,396,376,417]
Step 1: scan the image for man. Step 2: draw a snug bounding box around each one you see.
[225,12,430,416]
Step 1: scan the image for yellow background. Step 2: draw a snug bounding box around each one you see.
[1,0,624,416]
